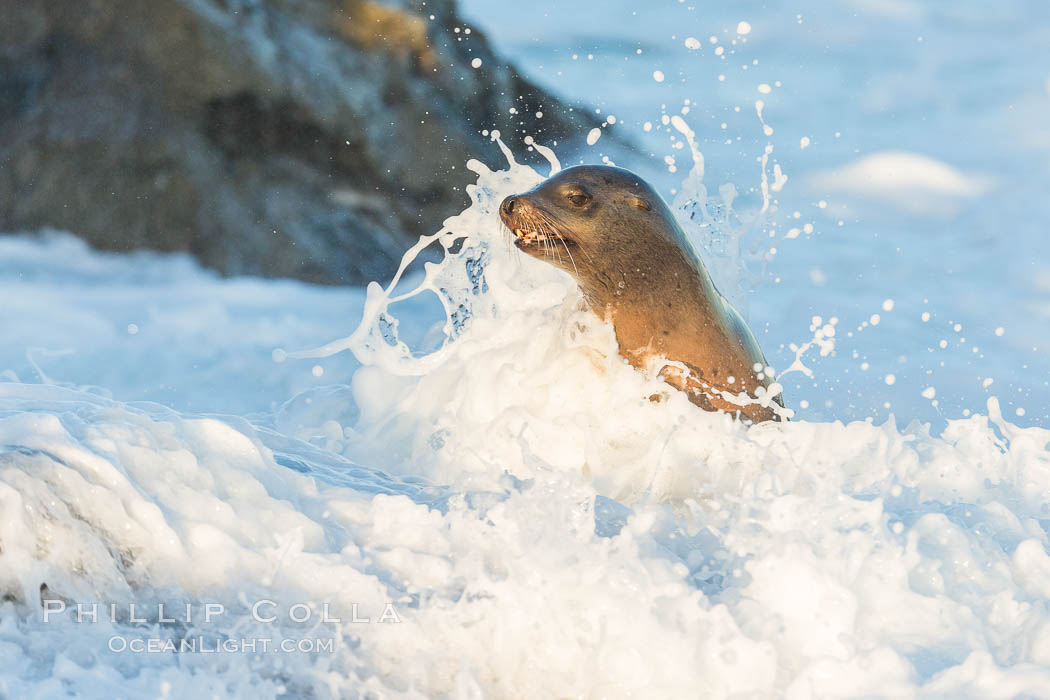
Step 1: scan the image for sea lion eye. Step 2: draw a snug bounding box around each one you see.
[567,191,591,207]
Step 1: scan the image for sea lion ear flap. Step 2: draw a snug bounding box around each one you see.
[628,195,651,211]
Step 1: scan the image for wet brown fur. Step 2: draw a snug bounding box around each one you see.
[500,165,783,423]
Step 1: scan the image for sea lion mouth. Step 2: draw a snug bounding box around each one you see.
[499,194,581,272]
[499,204,576,248]
[510,226,576,249]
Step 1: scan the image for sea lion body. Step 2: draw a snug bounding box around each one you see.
[499,165,783,423]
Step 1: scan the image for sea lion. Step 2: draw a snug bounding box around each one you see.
[499,164,784,423]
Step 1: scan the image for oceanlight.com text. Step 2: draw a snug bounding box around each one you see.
[107,636,337,654]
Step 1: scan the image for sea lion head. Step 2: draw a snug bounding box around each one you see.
[499,165,694,302]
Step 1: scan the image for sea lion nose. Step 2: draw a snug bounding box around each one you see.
[500,196,517,217]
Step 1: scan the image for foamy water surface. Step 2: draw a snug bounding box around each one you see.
[2,0,1050,697]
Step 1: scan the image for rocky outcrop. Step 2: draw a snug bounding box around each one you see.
[0,0,598,284]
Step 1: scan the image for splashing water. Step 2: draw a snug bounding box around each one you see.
[3,127,1050,698]
[293,129,795,493]
[668,111,785,318]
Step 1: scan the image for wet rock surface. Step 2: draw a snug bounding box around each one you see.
[0,0,599,284]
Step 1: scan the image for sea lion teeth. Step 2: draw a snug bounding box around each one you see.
[498,164,784,423]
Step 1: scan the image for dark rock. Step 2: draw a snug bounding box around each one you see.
[0,0,601,284]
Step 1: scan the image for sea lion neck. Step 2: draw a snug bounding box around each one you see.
[581,219,720,314]
[591,246,725,356]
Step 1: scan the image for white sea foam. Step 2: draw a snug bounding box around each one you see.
[2,131,1050,698]
[807,151,995,217]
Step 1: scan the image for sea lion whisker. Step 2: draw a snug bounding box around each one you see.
[534,210,582,274]
[498,220,514,244]
[558,235,579,275]
[543,227,577,274]
[534,209,572,242]
[522,210,543,254]
[534,208,564,235]
[529,208,558,240]
[536,213,562,264]
[542,219,565,266]
[524,210,556,262]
